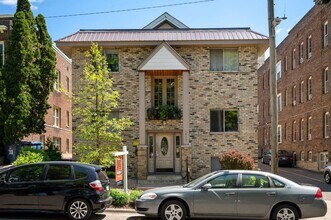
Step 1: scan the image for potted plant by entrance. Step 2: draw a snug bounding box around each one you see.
[147,105,182,120]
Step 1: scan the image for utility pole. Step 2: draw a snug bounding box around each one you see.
[268,0,278,174]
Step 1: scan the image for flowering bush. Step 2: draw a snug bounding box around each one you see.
[220,150,254,170]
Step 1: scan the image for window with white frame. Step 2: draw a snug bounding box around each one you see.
[308,116,312,140]
[285,89,288,106]
[53,137,61,150]
[301,151,305,161]
[324,67,329,94]
[53,108,60,127]
[324,21,328,48]
[300,118,304,141]
[277,125,282,144]
[300,81,304,103]
[0,42,4,67]
[276,61,282,80]
[277,93,282,112]
[325,112,330,139]
[284,56,288,72]
[307,35,312,58]
[308,151,312,162]
[292,85,297,106]
[54,71,60,91]
[210,49,239,72]
[307,76,312,100]
[66,111,70,127]
[292,49,296,70]
[299,42,304,64]
[293,121,297,142]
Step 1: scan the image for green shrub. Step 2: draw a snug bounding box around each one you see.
[128,190,143,207]
[220,150,254,170]
[13,147,49,166]
[44,138,62,161]
[109,189,129,207]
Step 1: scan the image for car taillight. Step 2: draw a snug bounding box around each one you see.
[315,188,323,199]
[89,180,104,192]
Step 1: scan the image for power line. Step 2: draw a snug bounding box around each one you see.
[45,0,215,19]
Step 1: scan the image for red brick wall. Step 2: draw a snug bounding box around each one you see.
[258,2,331,170]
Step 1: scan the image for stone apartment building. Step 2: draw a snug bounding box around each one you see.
[56,13,268,181]
[0,15,73,160]
[258,1,331,171]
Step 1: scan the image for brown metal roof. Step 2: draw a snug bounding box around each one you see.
[56,28,268,42]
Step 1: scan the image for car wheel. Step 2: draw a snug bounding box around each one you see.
[67,198,92,220]
[271,204,299,220]
[325,172,331,184]
[160,200,187,220]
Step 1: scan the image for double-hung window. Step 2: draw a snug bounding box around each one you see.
[307,76,312,100]
[292,121,297,142]
[276,61,281,80]
[277,93,282,112]
[299,42,304,64]
[292,49,296,70]
[53,107,60,128]
[210,49,239,72]
[153,78,176,107]
[324,21,328,48]
[300,81,304,103]
[325,112,330,139]
[307,35,312,58]
[324,67,329,94]
[308,116,312,140]
[210,110,238,132]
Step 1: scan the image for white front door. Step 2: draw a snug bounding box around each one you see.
[156,134,174,171]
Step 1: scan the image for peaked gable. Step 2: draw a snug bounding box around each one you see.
[143,12,189,29]
[138,42,190,71]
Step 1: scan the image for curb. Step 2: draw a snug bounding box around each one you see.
[105,208,137,213]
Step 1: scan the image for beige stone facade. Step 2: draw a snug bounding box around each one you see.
[57,13,268,180]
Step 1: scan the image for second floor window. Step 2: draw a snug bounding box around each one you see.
[299,42,304,64]
[307,35,312,58]
[53,108,60,127]
[210,49,239,72]
[276,61,281,80]
[277,125,282,144]
[324,21,328,48]
[324,67,329,94]
[325,112,330,139]
[292,49,296,70]
[307,76,312,100]
[65,76,70,93]
[300,81,304,103]
[284,56,288,72]
[210,110,238,132]
[292,85,297,106]
[308,116,312,140]
[153,78,176,107]
[0,43,4,67]
[54,71,60,91]
[105,52,119,72]
[66,111,70,127]
[277,93,282,112]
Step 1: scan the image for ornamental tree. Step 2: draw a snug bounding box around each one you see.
[73,43,131,166]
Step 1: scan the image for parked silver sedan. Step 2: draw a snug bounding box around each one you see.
[136,170,327,220]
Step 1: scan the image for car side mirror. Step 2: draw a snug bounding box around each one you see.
[201,183,212,191]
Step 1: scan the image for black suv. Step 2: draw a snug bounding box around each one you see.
[0,161,112,220]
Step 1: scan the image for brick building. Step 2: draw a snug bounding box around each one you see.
[258,1,331,171]
[0,14,72,160]
[57,13,268,181]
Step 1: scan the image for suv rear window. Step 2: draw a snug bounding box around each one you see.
[74,166,89,181]
[46,165,72,181]
[97,170,108,181]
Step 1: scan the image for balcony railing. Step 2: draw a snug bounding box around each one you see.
[147,105,182,120]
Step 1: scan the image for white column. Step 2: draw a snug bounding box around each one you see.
[139,72,146,145]
[183,71,190,145]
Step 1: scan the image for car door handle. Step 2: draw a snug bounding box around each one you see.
[225,192,236,196]
[266,192,276,196]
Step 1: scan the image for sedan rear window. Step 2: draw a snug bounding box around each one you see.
[242,174,270,188]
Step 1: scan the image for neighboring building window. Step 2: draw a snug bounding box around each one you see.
[284,123,287,140]
[301,151,305,161]
[299,42,304,64]
[308,116,312,140]
[66,111,70,127]
[284,56,288,72]
[66,139,70,153]
[324,67,329,94]
[175,135,181,158]
[153,78,176,107]
[300,118,304,141]
[53,137,61,150]
[276,61,281,80]
[292,121,297,142]
[0,42,4,67]
[105,52,119,72]
[277,125,282,144]
[210,110,238,132]
[210,49,239,72]
[300,81,304,103]
[324,21,328,48]
[307,76,312,100]
[277,93,282,112]
[325,112,330,139]
[308,151,313,162]
[65,76,69,93]
[292,49,296,70]
[307,35,312,58]
[285,89,288,106]
[292,85,296,106]
[53,107,60,127]
[54,71,60,91]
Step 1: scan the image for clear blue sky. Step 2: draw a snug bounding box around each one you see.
[0,0,314,45]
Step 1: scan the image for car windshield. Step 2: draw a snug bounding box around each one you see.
[183,172,218,188]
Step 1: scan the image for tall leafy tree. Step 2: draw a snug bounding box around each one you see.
[74,43,131,166]
[0,0,56,158]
